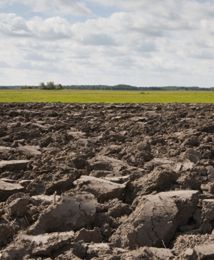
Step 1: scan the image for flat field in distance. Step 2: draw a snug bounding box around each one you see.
[0,89,214,103]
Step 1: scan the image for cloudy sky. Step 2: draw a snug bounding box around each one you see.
[0,0,214,86]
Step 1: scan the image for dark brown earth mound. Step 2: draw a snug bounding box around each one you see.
[0,103,213,260]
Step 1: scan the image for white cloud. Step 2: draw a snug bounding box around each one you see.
[0,0,213,86]
[0,13,30,36]
[27,17,72,39]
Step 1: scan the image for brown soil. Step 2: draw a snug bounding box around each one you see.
[0,103,213,260]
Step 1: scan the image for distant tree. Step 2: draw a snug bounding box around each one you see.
[40,82,46,89]
[39,81,64,90]
[46,81,55,90]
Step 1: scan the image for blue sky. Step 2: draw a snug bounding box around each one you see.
[0,0,213,86]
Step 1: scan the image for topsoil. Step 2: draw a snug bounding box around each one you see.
[0,103,213,260]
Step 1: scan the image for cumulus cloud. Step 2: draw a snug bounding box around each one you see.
[0,13,30,36]
[27,17,72,39]
[0,14,71,39]
[0,0,213,86]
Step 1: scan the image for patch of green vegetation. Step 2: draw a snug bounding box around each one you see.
[0,90,213,103]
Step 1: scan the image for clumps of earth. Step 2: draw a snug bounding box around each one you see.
[0,103,213,260]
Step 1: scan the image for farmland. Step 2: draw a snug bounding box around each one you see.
[0,89,214,103]
[0,103,214,259]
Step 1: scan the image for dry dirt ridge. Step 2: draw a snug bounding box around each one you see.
[0,103,213,260]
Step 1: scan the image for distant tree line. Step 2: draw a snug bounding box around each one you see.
[4,84,214,91]
[20,82,63,90]
[62,85,214,91]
